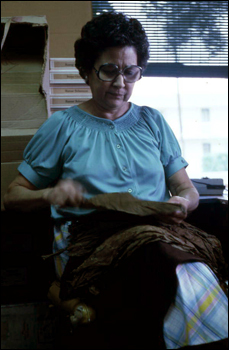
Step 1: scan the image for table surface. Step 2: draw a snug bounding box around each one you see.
[199,191,228,204]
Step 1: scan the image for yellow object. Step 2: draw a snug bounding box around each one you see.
[47,280,96,326]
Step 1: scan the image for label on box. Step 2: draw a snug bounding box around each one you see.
[50,72,85,84]
[50,86,91,95]
[51,97,90,106]
[55,73,80,79]
[50,58,76,70]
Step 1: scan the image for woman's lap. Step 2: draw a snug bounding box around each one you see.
[53,225,228,349]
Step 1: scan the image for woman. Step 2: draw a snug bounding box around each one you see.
[4,12,228,349]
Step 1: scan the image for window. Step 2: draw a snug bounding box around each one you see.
[92,1,228,78]
[201,109,210,122]
[203,143,211,154]
[92,1,228,186]
[130,77,228,184]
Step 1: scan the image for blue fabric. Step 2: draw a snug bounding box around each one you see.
[18,102,188,220]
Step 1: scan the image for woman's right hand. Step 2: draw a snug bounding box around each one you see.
[43,179,86,208]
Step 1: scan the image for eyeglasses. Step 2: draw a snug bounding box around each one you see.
[93,63,142,83]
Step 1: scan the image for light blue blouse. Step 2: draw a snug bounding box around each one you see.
[18,102,188,221]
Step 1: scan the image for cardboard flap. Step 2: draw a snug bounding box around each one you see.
[1,15,50,129]
[1,16,48,50]
[1,17,11,50]
[10,15,48,25]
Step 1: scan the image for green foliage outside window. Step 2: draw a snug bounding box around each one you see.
[202,154,228,172]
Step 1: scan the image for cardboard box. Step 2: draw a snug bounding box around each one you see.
[1,1,92,58]
[1,129,36,162]
[1,16,50,129]
[1,16,50,209]
[49,58,91,109]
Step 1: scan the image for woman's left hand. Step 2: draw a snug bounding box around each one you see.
[165,168,200,224]
[166,196,190,224]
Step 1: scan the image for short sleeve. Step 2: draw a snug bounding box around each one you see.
[143,107,188,178]
[18,110,71,189]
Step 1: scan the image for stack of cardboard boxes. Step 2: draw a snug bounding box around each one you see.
[1,17,93,210]
[1,16,50,209]
[49,57,92,114]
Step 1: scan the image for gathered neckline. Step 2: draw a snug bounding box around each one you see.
[66,102,142,131]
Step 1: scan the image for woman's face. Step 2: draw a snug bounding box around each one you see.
[87,46,138,115]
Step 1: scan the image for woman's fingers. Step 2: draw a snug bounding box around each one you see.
[47,179,86,208]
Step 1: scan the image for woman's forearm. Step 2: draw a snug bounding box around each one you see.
[167,169,200,215]
[177,187,199,213]
[4,177,86,212]
[3,185,51,212]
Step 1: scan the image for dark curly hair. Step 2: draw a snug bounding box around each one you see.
[74,12,150,82]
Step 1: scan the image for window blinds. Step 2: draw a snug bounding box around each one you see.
[92,1,228,78]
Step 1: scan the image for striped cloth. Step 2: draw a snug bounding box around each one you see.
[53,222,71,280]
[53,224,228,348]
[163,262,228,348]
